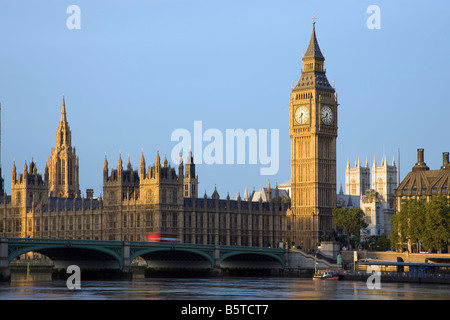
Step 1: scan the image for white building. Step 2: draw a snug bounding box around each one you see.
[339,155,397,236]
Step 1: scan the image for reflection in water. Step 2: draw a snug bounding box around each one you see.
[11,273,52,282]
[1,277,449,300]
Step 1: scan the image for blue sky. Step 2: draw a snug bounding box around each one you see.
[0,0,449,198]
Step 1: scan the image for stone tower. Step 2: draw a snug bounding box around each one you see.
[102,151,185,240]
[103,153,139,204]
[47,94,80,198]
[345,158,371,196]
[372,155,397,208]
[183,151,198,198]
[289,18,338,250]
[11,160,48,237]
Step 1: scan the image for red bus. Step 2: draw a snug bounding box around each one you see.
[146,232,180,243]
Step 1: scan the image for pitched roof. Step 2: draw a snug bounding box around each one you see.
[303,22,324,61]
[395,150,450,197]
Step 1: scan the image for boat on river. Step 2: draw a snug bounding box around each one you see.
[312,254,340,280]
[313,270,340,280]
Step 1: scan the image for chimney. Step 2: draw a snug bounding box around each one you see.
[417,149,424,164]
[442,152,449,169]
[413,148,429,172]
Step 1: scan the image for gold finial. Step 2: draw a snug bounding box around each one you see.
[312,12,316,25]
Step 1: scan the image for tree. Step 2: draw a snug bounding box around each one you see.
[390,199,426,252]
[375,234,391,251]
[333,207,368,249]
[391,196,450,253]
[422,196,450,253]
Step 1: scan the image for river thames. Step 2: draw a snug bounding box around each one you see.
[1,277,449,300]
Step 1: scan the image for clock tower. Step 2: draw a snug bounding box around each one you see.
[289,18,338,251]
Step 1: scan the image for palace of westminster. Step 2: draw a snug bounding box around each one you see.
[1,21,448,252]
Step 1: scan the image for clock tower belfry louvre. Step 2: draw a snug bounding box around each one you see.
[288,19,338,251]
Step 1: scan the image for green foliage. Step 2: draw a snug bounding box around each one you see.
[363,234,391,251]
[375,234,391,251]
[390,196,450,253]
[333,207,368,249]
[422,196,450,252]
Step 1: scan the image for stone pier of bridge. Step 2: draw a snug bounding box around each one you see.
[0,238,10,279]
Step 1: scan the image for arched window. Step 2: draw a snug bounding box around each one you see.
[57,158,62,185]
[162,189,166,203]
[377,178,383,195]
[61,158,66,185]
[173,190,177,204]
[351,179,356,195]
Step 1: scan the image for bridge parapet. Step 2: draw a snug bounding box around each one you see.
[1,238,288,278]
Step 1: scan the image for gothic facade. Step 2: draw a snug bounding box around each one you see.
[0,97,290,247]
[339,155,397,236]
[1,21,338,250]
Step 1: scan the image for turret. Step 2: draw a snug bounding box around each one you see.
[155,151,161,176]
[140,152,146,179]
[178,152,184,178]
[44,162,49,181]
[163,154,168,168]
[117,153,123,177]
[11,160,48,207]
[212,186,219,201]
[184,150,198,198]
[103,154,108,181]
[266,179,272,201]
[23,161,28,179]
[12,161,16,183]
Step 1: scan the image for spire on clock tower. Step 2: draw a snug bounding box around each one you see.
[293,17,334,93]
[303,14,324,61]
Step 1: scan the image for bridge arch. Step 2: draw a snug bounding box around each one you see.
[220,251,285,268]
[130,247,214,268]
[7,239,124,269]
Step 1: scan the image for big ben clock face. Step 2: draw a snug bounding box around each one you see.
[321,105,333,125]
[295,106,309,125]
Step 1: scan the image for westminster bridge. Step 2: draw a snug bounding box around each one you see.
[0,238,340,279]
